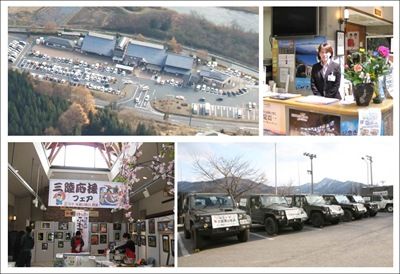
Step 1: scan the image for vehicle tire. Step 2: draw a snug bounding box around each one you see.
[237,229,249,242]
[386,204,393,213]
[369,212,377,217]
[191,227,203,250]
[330,219,340,225]
[292,222,304,231]
[311,212,324,228]
[264,217,278,235]
[355,214,363,220]
[342,209,353,222]
[184,226,191,239]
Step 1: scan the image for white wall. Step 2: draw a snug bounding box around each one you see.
[354,7,393,22]
[138,190,174,217]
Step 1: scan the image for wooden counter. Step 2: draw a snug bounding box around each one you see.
[263,96,393,136]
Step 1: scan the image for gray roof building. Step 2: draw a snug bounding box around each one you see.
[125,40,166,67]
[45,37,75,49]
[164,54,193,75]
[200,68,231,83]
[81,32,116,57]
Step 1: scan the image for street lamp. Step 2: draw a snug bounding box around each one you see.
[361,157,370,185]
[362,155,373,186]
[303,152,317,194]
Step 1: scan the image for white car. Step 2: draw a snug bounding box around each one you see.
[175,95,185,100]
[135,97,140,104]
[144,95,150,101]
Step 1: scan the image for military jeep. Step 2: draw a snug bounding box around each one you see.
[346,194,379,217]
[239,194,308,235]
[182,193,251,250]
[287,194,344,227]
[322,194,367,222]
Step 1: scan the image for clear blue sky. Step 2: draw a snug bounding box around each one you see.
[177,141,396,187]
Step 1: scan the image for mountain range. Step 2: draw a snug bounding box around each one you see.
[178,177,367,195]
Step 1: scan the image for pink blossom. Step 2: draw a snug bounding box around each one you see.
[377,46,390,58]
[353,64,363,72]
[125,211,132,218]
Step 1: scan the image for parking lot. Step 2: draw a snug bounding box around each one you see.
[178,213,393,267]
[10,34,258,122]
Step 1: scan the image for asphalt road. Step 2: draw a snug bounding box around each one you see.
[178,213,393,267]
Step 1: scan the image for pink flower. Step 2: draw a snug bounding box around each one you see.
[125,211,132,218]
[353,64,363,72]
[377,46,390,58]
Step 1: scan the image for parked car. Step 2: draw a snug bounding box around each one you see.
[362,195,393,213]
[239,194,308,235]
[287,194,344,227]
[182,193,251,250]
[346,194,378,217]
[322,194,367,222]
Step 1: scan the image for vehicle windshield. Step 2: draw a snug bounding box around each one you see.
[260,196,288,207]
[353,195,365,203]
[335,195,351,204]
[190,195,234,209]
[305,195,326,205]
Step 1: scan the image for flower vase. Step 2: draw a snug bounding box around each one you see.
[372,80,383,104]
[353,83,374,106]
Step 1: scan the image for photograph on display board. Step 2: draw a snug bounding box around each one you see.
[100,234,108,244]
[91,223,99,233]
[140,221,146,232]
[140,235,146,246]
[65,232,71,241]
[55,232,64,240]
[149,219,155,234]
[91,234,99,245]
[47,232,54,242]
[113,223,121,230]
[288,109,340,136]
[148,235,157,248]
[42,243,48,250]
[58,222,68,230]
[114,232,120,241]
[158,220,174,233]
[132,234,138,246]
[162,235,169,253]
[99,223,107,233]
[58,241,64,248]
[38,232,44,241]
[41,222,51,229]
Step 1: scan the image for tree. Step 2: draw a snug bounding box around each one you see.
[58,103,89,135]
[70,86,96,115]
[44,21,58,32]
[167,36,182,53]
[192,154,267,201]
[277,179,296,196]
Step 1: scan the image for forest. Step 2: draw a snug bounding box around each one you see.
[8,70,155,135]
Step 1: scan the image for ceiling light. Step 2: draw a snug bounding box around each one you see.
[143,188,150,198]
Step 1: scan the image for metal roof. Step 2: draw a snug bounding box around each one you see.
[164,66,191,75]
[125,43,167,67]
[129,40,164,50]
[164,54,193,70]
[88,31,115,40]
[81,34,116,57]
[46,37,75,48]
[200,69,231,82]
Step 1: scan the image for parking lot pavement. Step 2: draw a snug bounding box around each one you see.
[178,213,393,267]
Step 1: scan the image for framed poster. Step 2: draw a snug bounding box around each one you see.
[113,223,121,230]
[148,235,156,247]
[41,222,51,229]
[91,234,99,245]
[162,235,169,253]
[149,219,155,234]
[47,232,54,242]
[140,221,146,232]
[42,243,48,250]
[288,109,340,136]
[55,232,64,240]
[140,235,146,246]
[65,232,72,241]
[58,241,64,248]
[158,220,174,233]
[336,31,345,56]
[346,31,359,51]
[114,232,120,241]
[38,232,44,241]
[100,234,107,244]
[91,223,99,233]
[132,234,138,245]
[58,222,68,230]
[129,223,135,233]
[99,223,107,233]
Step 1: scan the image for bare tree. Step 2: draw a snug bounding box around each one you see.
[278,178,295,196]
[192,154,267,201]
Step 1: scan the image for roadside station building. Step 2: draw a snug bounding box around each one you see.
[81,32,116,57]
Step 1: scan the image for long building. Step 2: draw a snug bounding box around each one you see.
[81,32,116,57]
[164,53,193,75]
[125,40,166,71]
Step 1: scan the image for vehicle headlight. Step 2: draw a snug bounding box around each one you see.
[353,205,358,211]
[238,214,246,220]
[198,216,211,223]
[322,207,330,214]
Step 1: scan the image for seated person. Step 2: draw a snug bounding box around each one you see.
[115,233,135,260]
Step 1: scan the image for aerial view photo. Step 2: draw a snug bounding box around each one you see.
[7,6,259,136]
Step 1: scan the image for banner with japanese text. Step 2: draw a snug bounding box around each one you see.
[49,179,129,208]
[72,210,89,252]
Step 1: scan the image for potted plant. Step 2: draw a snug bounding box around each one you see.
[344,46,391,106]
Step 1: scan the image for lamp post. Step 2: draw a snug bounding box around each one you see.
[362,155,373,186]
[303,152,317,194]
[361,156,370,186]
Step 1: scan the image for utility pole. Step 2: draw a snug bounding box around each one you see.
[362,155,373,186]
[303,152,317,194]
[275,143,277,195]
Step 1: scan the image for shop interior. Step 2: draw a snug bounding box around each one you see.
[263,6,393,136]
[8,142,174,267]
